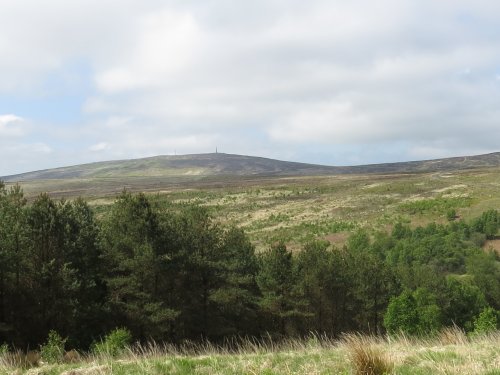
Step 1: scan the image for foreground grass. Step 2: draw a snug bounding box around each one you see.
[3,331,499,374]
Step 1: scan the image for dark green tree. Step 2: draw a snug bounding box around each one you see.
[22,194,69,345]
[442,276,487,329]
[163,205,224,340]
[58,198,106,348]
[345,244,396,334]
[209,226,260,337]
[257,242,305,335]
[101,192,177,341]
[0,183,27,345]
[466,252,500,310]
[295,240,333,333]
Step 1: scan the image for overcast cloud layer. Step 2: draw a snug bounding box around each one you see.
[1,0,500,175]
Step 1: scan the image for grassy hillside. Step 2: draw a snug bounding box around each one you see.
[2,331,499,374]
[119,168,500,252]
[2,153,339,181]
[5,167,500,252]
[4,151,500,183]
[4,152,500,251]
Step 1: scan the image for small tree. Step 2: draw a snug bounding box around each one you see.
[472,307,498,336]
[40,330,66,364]
[384,288,441,335]
[384,290,418,335]
[257,242,305,334]
[92,328,132,357]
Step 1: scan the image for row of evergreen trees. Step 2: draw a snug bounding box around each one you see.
[0,181,498,350]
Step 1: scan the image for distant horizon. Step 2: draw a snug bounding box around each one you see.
[2,1,500,175]
[3,149,499,178]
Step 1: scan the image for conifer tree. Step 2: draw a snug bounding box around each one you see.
[101,192,178,341]
[257,242,305,335]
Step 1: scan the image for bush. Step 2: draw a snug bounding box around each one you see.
[384,289,442,335]
[384,291,418,335]
[472,307,498,336]
[0,343,9,355]
[446,209,457,221]
[40,330,66,364]
[92,328,132,357]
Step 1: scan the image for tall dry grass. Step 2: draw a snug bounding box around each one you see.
[342,333,393,375]
[0,330,499,374]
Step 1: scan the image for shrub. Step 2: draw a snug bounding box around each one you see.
[472,307,498,336]
[446,209,457,221]
[384,290,418,335]
[0,343,8,355]
[40,330,66,364]
[92,328,132,357]
[384,289,442,335]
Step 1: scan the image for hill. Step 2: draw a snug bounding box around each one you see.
[2,153,336,181]
[4,151,500,182]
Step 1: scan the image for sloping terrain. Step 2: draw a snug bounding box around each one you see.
[2,153,338,181]
[4,151,500,182]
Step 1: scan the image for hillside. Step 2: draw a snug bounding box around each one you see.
[2,153,337,181]
[4,151,500,183]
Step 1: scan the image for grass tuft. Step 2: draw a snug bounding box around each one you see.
[343,333,393,375]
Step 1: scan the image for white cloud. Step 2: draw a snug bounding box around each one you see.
[89,142,109,152]
[269,101,373,143]
[32,143,53,154]
[96,9,202,93]
[0,115,26,137]
[2,0,500,174]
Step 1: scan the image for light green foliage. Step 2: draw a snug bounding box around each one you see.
[447,208,457,221]
[466,252,500,310]
[471,209,500,239]
[384,289,442,335]
[399,196,472,216]
[347,229,370,252]
[0,343,8,355]
[472,307,498,335]
[40,330,66,364]
[384,290,419,335]
[413,288,442,333]
[92,328,132,357]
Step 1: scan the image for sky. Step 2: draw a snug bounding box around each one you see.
[1,0,500,175]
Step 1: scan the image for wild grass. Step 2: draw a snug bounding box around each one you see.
[343,333,393,375]
[1,331,499,374]
[8,167,500,251]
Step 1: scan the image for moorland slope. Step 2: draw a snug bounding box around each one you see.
[4,151,500,182]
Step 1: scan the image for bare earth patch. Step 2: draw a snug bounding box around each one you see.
[483,239,500,255]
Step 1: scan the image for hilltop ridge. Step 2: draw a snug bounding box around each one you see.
[4,151,500,182]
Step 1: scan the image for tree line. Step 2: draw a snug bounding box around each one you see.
[0,181,498,350]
